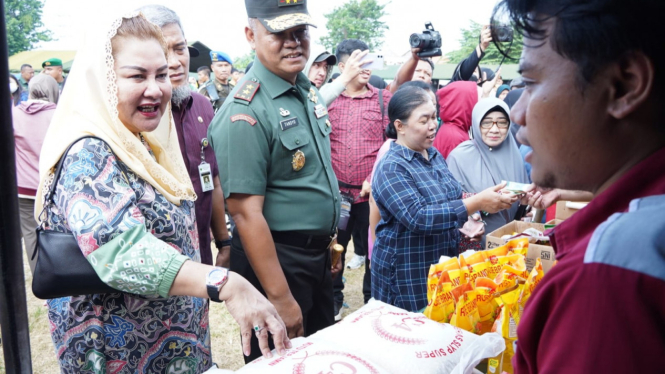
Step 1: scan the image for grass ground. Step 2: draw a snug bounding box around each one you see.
[0,242,366,373]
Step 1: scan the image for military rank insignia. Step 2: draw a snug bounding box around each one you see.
[292,150,305,171]
[234,80,260,102]
[308,87,318,104]
[279,0,303,6]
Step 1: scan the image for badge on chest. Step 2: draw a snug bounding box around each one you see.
[314,104,328,119]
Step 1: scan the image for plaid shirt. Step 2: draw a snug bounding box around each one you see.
[371,142,468,311]
[328,84,391,203]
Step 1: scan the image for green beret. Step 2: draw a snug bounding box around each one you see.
[42,58,63,68]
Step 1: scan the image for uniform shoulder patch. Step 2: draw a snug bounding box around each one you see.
[231,114,257,126]
[234,80,260,102]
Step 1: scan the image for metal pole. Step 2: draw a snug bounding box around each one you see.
[0,0,34,371]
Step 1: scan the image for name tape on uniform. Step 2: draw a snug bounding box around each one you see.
[280,117,299,131]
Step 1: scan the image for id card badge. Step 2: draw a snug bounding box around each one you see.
[338,192,354,231]
[198,162,214,192]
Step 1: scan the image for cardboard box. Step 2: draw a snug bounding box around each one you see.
[555,201,589,220]
[545,219,564,229]
[485,220,555,273]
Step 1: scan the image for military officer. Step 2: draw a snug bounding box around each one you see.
[208,0,342,363]
[199,50,234,112]
[41,58,67,93]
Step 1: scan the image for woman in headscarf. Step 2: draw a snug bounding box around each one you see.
[13,74,59,274]
[371,87,517,312]
[36,13,287,372]
[432,81,478,158]
[447,98,530,243]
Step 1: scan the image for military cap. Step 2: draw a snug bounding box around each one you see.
[245,0,316,33]
[42,58,63,68]
[210,51,233,65]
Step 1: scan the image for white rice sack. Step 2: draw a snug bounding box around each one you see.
[310,300,505,374]
[236,337,391,374]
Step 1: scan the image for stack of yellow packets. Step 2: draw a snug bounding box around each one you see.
[422,238,550,373]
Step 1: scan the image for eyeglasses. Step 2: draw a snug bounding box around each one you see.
[480,119,510,129]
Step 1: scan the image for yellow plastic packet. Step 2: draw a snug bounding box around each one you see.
[458,255,471,285]
[466,260,490,285]
[425,263,447,302]
[515,258,545,325]
[474,278,501,334]
[450,283,481,334]
[423,277,455,323]
[507,237,530,257]
[488,285,522,374]
[483,245,511,280]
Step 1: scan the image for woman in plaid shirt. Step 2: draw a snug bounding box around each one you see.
[371,87,518,311]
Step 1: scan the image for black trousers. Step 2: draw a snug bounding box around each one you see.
[230,230,334,363]
[333,201,372,304]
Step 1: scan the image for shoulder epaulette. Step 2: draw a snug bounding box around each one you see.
[234,79,260,103]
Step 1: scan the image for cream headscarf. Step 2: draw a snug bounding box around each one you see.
[35,12,196,219]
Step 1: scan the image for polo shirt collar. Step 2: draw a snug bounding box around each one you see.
[251,57,312,99]
[551,146,665,257]
[391,141,438,162]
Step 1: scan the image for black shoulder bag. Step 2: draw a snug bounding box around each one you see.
[32,136,117,299]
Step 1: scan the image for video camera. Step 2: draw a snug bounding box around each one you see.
[409,22,442,58]
[492,25,514,43]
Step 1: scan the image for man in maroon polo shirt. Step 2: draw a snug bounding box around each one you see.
[491,0,665,372]
[140,5,231,266]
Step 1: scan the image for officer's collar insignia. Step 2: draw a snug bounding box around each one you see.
[234,80,260,102]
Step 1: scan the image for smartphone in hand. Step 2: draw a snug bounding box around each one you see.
[360,53,385,70]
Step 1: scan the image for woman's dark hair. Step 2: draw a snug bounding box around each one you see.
[492,0,665,93]
[399,80,432,93]
[385,86,432,139]
[10,74,21,106]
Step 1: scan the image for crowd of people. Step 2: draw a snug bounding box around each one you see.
[6,0,664,372]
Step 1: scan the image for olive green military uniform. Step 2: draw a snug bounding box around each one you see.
[208,57,340,362]
[198,80,234,113]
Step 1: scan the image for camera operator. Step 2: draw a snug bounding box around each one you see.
[386,47,435,93]
[450,25,493,82]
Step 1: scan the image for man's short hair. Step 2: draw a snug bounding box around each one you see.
[493,0,665,93]
[420,58,435,72]
[20,64,32,71]
[231,67,239,74]
[335,39,369,64]
[197,66,211,74]
[137,5,185,36]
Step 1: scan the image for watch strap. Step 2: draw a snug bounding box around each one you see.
[215,238,232,248]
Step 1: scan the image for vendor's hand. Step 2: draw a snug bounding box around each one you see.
[468,213,485,242]
[270,293,304,340]
[526,187,562,210]
[339,49,370,86]
[359,180,371,198]
[224,272,290,358]
[477,182,519,214]
[215,245,230,268]
[330,242,343,279]
[480,25,492,52]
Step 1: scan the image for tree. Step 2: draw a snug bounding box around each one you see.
[446,21,522,65]
[319,0,388,52]
[233,51,256,71]
[5,0,52,56]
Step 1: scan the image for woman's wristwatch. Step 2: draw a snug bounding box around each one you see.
[206,267,229,303]
[215,238,232,248]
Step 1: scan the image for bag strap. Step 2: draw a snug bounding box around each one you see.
[38,136,103,224]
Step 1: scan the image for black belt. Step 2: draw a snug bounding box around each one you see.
[271,231,332,249]
[337,180,363,189]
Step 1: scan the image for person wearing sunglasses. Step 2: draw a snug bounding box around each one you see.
[446,98,530,245]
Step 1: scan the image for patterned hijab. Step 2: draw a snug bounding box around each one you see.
[35,12,195,218]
